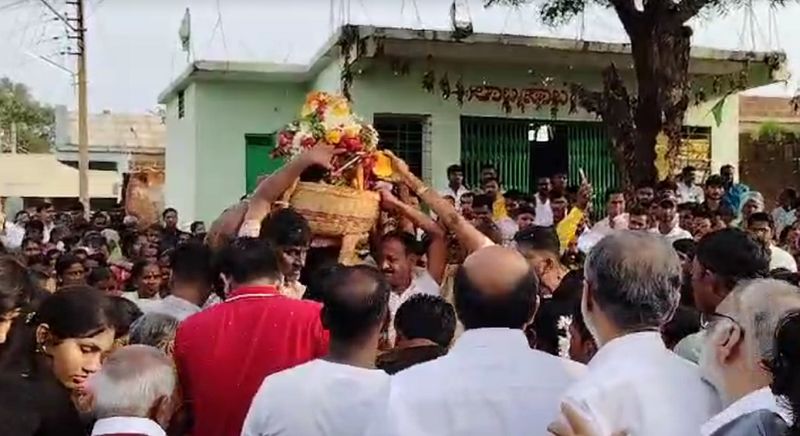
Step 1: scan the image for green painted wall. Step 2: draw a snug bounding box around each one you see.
[164,83,198,224]
[350,59,623,190]
[164,57,742,222]
[309,59,343,94]
[350,58,739,191]
[190,80,305,223]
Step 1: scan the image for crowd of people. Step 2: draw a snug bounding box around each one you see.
[0,144,798,436]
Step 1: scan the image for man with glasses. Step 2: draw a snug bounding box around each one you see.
[675,228,771,363]
[561,232,720,436]
[699,279,799,436]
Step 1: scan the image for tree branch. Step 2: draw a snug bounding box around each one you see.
[676,0,715,23]
[608,0,641,34]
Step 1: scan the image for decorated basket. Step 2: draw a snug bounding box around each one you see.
[274,91,394,263]
[286,181,380,237]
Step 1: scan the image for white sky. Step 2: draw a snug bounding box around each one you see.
[0,0,798,113]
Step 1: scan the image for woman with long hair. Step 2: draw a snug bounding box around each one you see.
[770,309,800,436]
[0,287,117,436]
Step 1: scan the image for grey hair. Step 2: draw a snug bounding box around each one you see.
[584,231,682,330]
[729,279,800,363]
[129,313,179,352]
[91,345,176,419]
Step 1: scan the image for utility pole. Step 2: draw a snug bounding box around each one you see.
[66,0,90,215]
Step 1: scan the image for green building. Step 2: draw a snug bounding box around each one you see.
[159,25,785,223]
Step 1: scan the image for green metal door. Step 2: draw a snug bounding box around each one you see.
[460,117,531,192]
[245,134,283,195]
[566,123,620,218]
[460,117,619,217]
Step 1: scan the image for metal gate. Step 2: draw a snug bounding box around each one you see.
[461,117,619,217]
[565,122,621,217]
[460,117,531,191]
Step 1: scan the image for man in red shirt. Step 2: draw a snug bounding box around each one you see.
[174,237,329,436]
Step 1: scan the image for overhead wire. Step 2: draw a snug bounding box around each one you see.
[410,0,422,27]
[207,0,230,60]
[356,0,370,24]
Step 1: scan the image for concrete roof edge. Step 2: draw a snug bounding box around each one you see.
[356,25,785,60]
[157,24,787,103]
[157,29,344,104]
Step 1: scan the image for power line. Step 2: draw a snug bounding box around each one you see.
[356,0,370,24]
[410,0,422,26]
[208,0,229,59]
[37,0,77,32]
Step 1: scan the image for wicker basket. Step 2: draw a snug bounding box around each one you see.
[287,182,380,237]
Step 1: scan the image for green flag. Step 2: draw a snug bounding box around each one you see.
[710,95,728,127]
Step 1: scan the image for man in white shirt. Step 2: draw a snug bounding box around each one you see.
[377,189,447,343]
[562,232,720,436]
[440,164,470,208]
[649,193,692,244]
[369,246,585,436]
[242,266,391,436]
[746,212,798,272]
[90,345,177,436]
[577,188,628,252]
[677,166,705,204]
[698,279,800,436]
[771,188,797,236]
[2,210,29,250]
[146,243,214,321]
[534,176,554,226]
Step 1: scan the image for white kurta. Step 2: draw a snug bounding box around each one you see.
[367,328,586,436]
[386,268,441,345]
[564,332,722,436]
[649,225,693,245]
[677,182,705,204]
[145,295,201,322]
[534,196,554,226]
[242,359,390,436]
[770,245,798,272]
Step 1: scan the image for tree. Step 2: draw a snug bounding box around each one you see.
[0,78,55,154]
[486,0,786,187]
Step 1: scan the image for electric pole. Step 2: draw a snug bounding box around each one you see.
[66,0,90,215]
[38,0,88,212]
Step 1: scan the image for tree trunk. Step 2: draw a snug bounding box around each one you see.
[574,12,692,189]
[630,28,661,186]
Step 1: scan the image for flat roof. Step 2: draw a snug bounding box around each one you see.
[0,154,119,198]
[55,106,165,153]
[159,25,788,103]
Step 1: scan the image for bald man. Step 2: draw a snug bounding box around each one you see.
[368,246,586,436]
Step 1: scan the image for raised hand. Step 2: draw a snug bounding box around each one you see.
[379,187,403,211]
[383,150,411,177]
[548,402,626,436]
[300,144,345,170]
